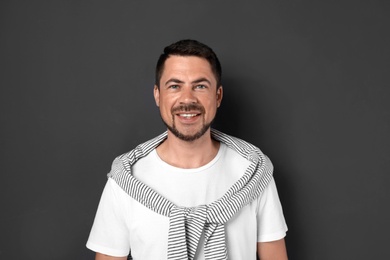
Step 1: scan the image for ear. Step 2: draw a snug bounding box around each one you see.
[153,85,160,107]
[216,86,223,108]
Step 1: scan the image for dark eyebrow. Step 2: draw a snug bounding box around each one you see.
[165,78,184,86]
[192,77,211,85]
[165,77,212,86]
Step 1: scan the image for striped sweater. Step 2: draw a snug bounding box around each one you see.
[108,129,273,260]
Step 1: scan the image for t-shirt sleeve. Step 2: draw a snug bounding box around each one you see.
[256,177,288,242]
[86,178,130,257]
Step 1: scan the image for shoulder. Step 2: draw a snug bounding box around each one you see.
[212,129,264,154]
[107,132,168,178]
[212,129,272,167]
[107,154,128,179]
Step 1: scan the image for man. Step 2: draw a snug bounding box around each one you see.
[87,39,288,260]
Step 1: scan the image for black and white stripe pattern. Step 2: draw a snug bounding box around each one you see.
[109,129,273,260]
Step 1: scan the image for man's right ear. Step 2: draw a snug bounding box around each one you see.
[153,85,160,107]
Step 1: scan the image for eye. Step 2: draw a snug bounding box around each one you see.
[195,84,207,89]
[169,85,180,89]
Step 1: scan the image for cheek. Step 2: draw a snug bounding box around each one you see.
[159,101,174,116]
[205,98,219,109]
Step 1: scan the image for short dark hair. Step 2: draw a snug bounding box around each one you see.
[155,39,222,88]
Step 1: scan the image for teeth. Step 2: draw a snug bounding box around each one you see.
[180,114,197,118]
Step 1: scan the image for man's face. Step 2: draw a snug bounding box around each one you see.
[154,55,223,142]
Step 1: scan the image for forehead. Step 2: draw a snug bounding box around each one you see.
[161,55,215,80]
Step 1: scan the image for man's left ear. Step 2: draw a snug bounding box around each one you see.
[217,86,223,107]
[153,85,160,107]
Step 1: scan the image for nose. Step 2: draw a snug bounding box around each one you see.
[179,87,197,104]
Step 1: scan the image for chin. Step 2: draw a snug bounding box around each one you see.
[166,124,212,142]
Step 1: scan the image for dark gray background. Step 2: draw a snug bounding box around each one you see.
[1,0,389,259]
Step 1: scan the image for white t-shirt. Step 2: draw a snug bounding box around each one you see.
[87,143,287,259]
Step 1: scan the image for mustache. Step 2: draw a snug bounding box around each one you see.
[171,103,205,113]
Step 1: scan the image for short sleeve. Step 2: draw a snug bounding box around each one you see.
[86,178,130,257]
[256,177,288,242]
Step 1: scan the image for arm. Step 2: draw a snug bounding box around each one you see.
[257,238,288,260]
[96,253,127,260]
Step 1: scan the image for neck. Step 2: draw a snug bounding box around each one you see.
[156,129,220,169]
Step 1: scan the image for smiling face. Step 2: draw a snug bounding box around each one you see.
[154,55,223,142]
